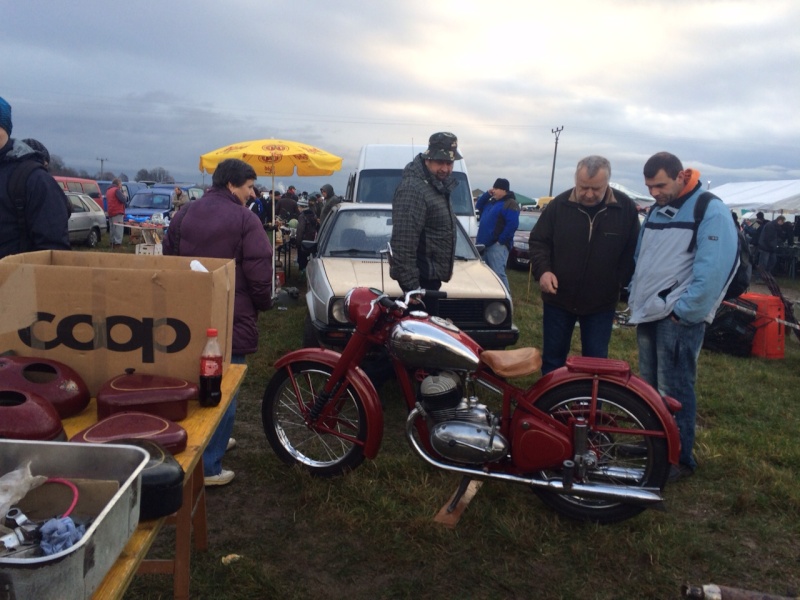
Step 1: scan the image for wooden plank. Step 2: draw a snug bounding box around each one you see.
[433,480,483,529]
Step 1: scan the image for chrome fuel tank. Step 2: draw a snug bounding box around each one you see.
[388,318,480,371]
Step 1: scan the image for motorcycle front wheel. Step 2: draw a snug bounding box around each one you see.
[262,361,368,477]
[533,381,671,524]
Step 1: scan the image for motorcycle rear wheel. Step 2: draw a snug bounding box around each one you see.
[533,381,670,524]
[262,361,367,477]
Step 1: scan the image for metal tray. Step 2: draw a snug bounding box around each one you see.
[0,439,149,599]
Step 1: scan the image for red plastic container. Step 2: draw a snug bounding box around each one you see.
[740,293,785,359]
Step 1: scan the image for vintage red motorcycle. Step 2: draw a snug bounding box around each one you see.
[262,287,682,524]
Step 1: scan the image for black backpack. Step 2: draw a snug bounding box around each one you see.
[688,192,751,300]
[7,160,73,253]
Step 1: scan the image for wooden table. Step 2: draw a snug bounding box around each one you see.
[62,364,247,600]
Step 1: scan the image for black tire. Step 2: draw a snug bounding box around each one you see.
[262,360,367,477]
[86,227,100,248]
[532,381,670,524]
[302,314,321,348]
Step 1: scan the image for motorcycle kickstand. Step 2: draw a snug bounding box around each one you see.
[446,476,474,514]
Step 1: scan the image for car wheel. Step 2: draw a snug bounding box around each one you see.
[86,227,100,248]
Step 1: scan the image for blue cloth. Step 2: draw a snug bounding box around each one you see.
[541,303,615,375]
[483,241,510,292]
[39,517,86,555]
[203,354,246,477]
[636,317,704,470]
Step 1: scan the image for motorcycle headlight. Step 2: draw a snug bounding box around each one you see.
[484,301,508,326]
[331,298,349,324]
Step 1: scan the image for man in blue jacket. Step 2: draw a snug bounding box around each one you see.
[475,178,520,292]
[628,152,738,482]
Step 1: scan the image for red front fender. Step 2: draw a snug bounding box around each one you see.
[528,358,682,465]
[273,348,384,459]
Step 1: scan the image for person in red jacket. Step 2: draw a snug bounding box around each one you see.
[107,178,126,248]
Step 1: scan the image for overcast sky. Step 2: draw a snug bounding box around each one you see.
[3,0,798,198]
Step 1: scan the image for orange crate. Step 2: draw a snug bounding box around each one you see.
[740,293,785,359]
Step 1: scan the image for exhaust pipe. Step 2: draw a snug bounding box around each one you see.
[406,408,664,506]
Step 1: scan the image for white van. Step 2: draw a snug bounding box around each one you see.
[345,144,478,238]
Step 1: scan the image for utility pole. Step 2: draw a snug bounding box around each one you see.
[97,157,108,178]
[548,126,563,196]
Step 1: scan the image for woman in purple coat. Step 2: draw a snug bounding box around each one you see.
[164,159,273,486]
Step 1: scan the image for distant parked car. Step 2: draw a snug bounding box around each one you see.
[508,211,541,270]
[54,176,103,209]
[66,192,105,247]
[125,189,174,222]
[302,202,519,350]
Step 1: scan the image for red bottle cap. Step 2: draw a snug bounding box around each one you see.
[207,328,218,337]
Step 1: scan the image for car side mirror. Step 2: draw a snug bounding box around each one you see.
[301,239,318,255]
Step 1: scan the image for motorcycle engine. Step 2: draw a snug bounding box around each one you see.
[419,372,508,464]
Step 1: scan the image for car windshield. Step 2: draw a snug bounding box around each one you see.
[321,208,478,260]
[517,213,540,232]
[130,193,171,209]
[356,169,474,217]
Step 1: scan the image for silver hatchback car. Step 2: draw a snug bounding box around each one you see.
[66,192,106,247]
[301,203,519,350]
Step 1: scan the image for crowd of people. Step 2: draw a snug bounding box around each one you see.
[0,92,783,487]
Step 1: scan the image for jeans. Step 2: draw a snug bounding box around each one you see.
[484,243,510,293]
[541,303,615,375]
[636,318,705,469]
[758,249,777,274]
[203,354,246,477]
[110,214,124,245]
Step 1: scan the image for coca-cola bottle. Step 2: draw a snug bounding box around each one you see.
[199,328,223,407]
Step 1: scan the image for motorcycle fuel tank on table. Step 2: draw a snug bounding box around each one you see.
[387,318,480,371]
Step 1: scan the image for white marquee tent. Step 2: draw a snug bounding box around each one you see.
[712,180,800,214]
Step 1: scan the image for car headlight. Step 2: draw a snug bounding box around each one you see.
[331,298,349,324]
[484,301,508,326]
[514,240,528,251]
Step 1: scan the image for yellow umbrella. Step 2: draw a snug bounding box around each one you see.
[199,138,343,178]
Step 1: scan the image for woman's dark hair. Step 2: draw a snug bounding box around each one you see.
[643,152,683,179]
[212,158,257,188]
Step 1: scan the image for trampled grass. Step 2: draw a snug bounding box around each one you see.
[94,235,800,600]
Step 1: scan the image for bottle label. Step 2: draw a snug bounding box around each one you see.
[200,356,223,377]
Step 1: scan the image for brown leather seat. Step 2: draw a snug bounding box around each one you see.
[480,347,542,378]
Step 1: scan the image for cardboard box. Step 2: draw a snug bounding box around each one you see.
[135,243,163,255]
[0,251,234,396]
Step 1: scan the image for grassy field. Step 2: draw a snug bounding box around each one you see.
[91,237,800,600]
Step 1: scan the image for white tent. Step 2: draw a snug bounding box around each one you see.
[609,182,654,208]
[712,180,800,214]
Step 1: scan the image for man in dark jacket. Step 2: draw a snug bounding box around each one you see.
[757,215,786,276]
[163,158,273,487]
[475,177,520,293]
[389,132,461,312]
[318,183,343,225]
[529,155,640,374]
[0,96,70,259]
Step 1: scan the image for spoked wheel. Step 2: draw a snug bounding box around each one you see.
[533,381,670,524]
[262,361,367,477]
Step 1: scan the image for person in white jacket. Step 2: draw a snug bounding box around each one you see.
[628,152,738,482]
